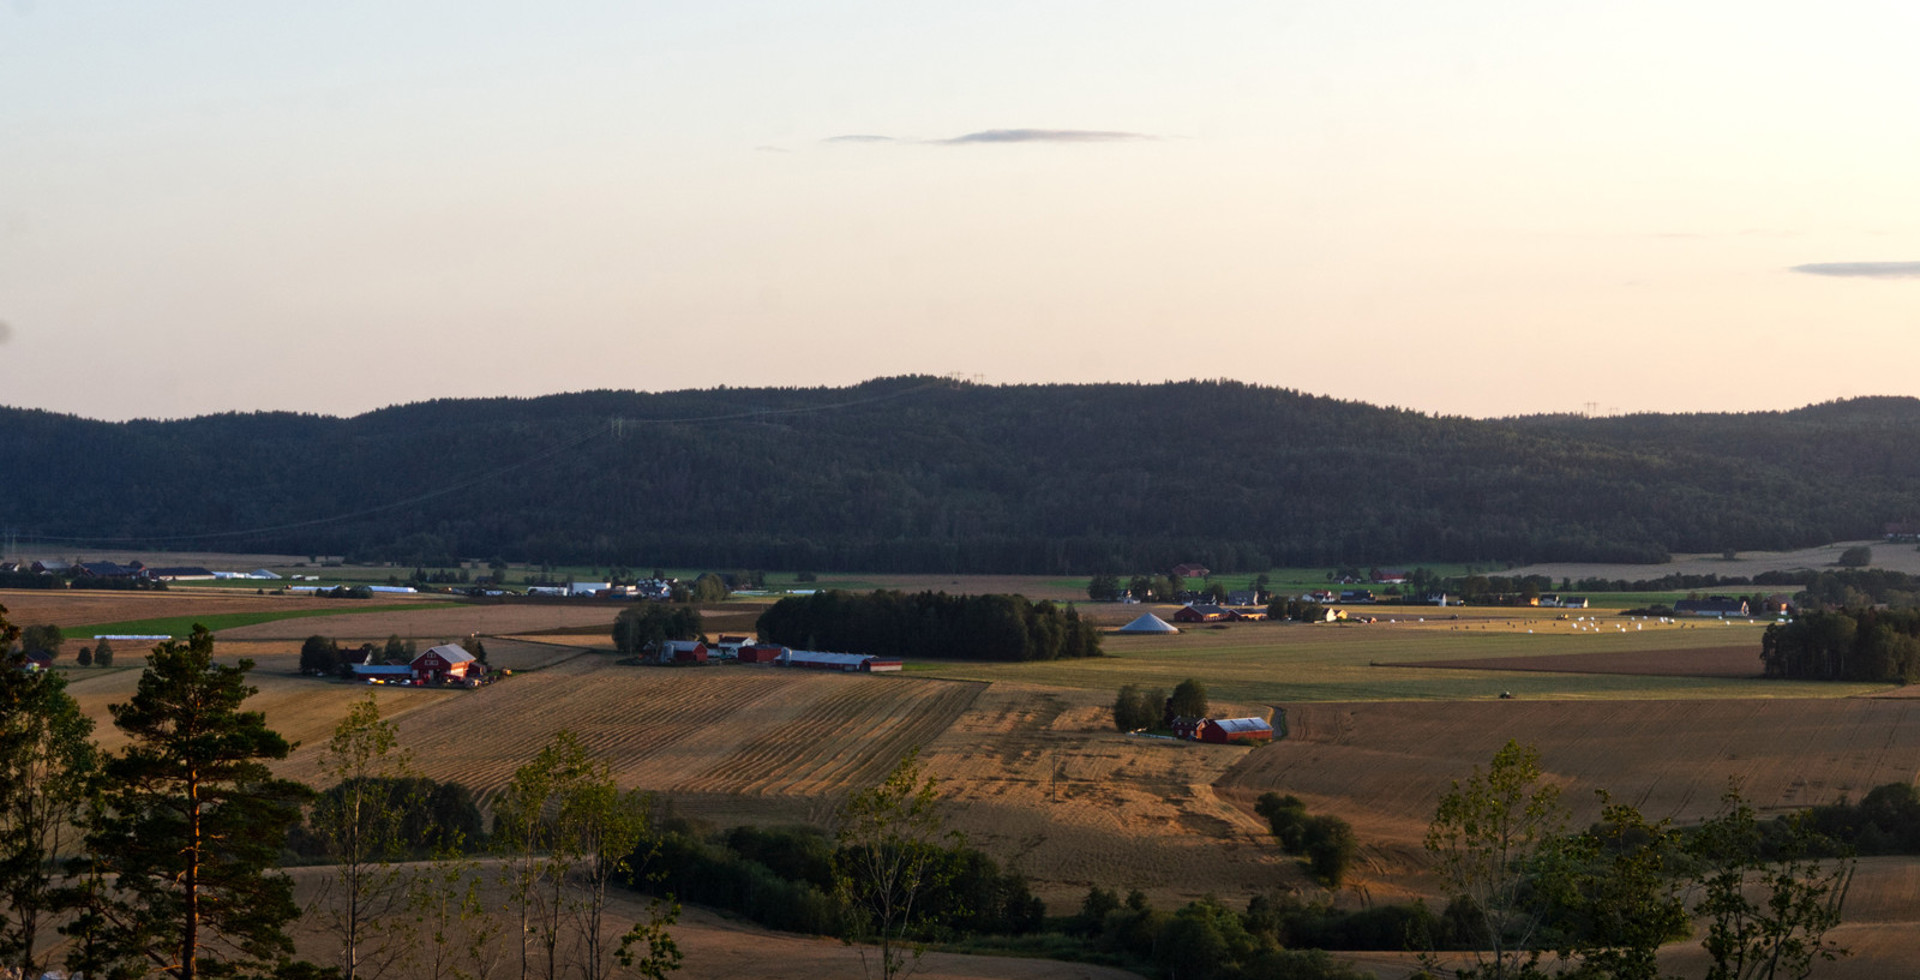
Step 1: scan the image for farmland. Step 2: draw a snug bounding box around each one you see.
[21,580,1920,977]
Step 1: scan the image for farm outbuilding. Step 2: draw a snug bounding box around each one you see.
[353,664,413,684]
[1116,613,1179,634]
[656,640,710,665]
[412,644,482,685]
[1173,604,1234,623]
[736,643,787,664]
[778,650,902,672]
[1201,717,1274,744]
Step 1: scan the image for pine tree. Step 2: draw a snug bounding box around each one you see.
[81,625,314,979]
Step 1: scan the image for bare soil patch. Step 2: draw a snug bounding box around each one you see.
[1391,644,1761,678]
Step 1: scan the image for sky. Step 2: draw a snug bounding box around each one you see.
[3,0,1919,422]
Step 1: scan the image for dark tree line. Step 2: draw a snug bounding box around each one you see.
[755,590,1102,662]
[1761,608,1920,682]
[10,380,1920,572]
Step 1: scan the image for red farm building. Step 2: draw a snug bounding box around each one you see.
[411,644,483,686]
[1172,604,1234,623]
[656,640,709,665]
[736,643,787,664]
[1200,717,1273,744]
[1171,715,1274,744]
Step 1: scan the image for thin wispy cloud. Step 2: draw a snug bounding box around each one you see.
[939,129,1152,144]
[821,128,1153,145]
[1791,261,1920,279]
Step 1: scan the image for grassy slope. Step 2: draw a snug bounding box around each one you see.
[72,603,424,638]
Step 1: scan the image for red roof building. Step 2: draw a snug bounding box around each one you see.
[411,644,481,685]
[737,643,787,664]
[657,640,710,665]
[1199,717,1273,744]
[1172,604,1234,623]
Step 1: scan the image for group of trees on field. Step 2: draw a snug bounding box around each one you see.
[756,590,1101,662]
[1254,795,1356,888]
[1112,678,1210,731]
[1762,608,1920,682]
[613,605,704,657]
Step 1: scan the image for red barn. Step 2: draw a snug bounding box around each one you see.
[657,640,709,665]
[737,643,786,664]
[1172,604,1232,623]
[1200,717,1273,744]
[411,644,481,685]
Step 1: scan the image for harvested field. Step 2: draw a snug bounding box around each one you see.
[921,683,1293,907]
[57,645,456,754]
[1216,698,1920,870]
[278,659,983,814]
[915,618,1879,704]
[1390,644,1761,678]
[0,588,337,631]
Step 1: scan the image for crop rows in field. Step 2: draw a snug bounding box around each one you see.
[321,657,982,807]
[677,679,981,796]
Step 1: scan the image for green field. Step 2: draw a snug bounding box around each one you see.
[907,618,1881,705]
[73,604,423,639]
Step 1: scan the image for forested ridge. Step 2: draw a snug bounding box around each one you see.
[4,377,1920,573]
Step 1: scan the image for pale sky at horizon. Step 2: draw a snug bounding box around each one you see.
[4,1,1918,422]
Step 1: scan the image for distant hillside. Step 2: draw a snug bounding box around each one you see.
[3,377,1919,574]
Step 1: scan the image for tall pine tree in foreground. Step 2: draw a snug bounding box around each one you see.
[76,625,314,980]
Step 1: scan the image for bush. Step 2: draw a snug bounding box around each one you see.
[1840,545,1874,568]
[1168,677,1209,719]
[1255,793,1310,851]
[92,637,114,667]
[1302,815,1358,887]
[1113,684,1158,731]
[299,635,337,675]
[20,623,63,658]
